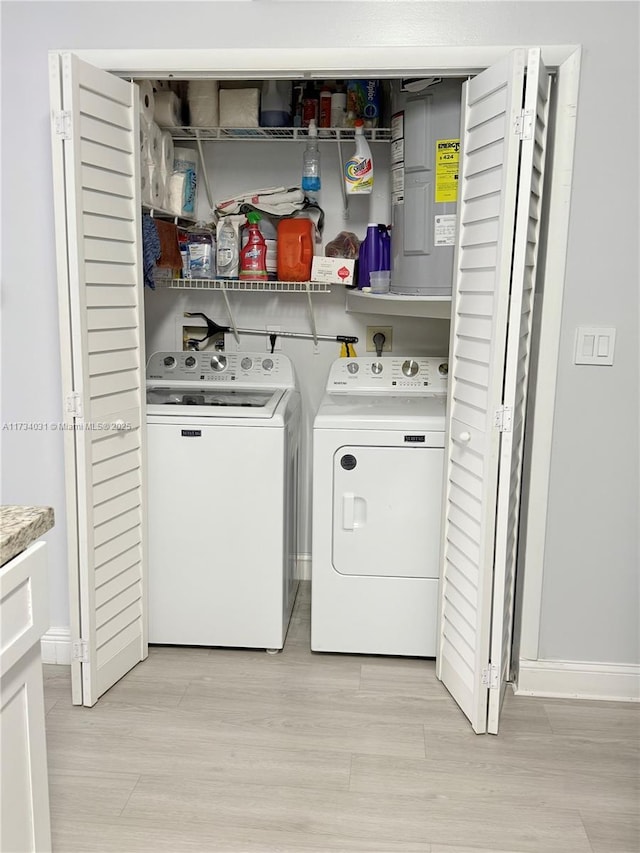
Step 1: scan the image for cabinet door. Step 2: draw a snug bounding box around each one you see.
[437,48,549,734]
[49,52,147,706]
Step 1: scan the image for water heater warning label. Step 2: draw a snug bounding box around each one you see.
[435,138,460,203]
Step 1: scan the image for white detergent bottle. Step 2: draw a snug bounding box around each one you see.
[344,119,373,195]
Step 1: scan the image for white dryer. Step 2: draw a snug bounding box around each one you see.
[311,356,448,657]
[146,351,300,651]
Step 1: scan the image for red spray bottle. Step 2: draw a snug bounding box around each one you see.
[239,211,268,281]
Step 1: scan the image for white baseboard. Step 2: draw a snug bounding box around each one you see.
[296,554,311,581]
[41,627,72,665]
[516,658,640,702]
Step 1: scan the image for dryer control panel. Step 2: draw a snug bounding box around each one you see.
[326,357,448,394]
[146,351,295,387]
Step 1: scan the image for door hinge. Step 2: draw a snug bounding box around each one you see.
[72,640,89,663]
[65,392,83,418]
[514,109,534,141]
[494,405,513,432]
[54,110,72,140]
[482,663,500,689]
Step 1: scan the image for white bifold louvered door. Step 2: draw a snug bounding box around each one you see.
[436,49,550,734]
[49,53,147,706]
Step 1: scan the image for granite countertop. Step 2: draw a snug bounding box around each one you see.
[0,506,55,567]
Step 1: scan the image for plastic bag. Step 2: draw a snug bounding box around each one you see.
[324,231,361,259]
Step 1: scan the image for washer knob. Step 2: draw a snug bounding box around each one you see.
[184,355,197,368]
[163,355,177,369]
[439,362,449,376]
[262,358,274,371]
[210,354,228,372]
[402,359,419,378]
[347,362,359,375]
[240,357,253,371]
[371,361,383,375]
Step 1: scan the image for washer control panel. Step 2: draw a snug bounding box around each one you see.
[326,356,448,394]
[147,352,295,386]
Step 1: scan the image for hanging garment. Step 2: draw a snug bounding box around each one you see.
[142,214,161,289]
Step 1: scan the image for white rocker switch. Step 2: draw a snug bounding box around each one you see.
[575,327,616,366]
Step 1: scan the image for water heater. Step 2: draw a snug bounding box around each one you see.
[390,80,462,296]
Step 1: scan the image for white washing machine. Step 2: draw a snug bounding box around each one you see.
[146,350,300,651]
[311,356,448,657]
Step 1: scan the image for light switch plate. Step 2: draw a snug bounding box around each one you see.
[575,326,616,365]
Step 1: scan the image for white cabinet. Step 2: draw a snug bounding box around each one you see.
[0,541,52,853]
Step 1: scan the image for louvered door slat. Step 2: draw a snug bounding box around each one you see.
[51,52,147,706]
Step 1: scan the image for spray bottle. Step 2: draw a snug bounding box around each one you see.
[239,211,268,281]
[345,119,373,195]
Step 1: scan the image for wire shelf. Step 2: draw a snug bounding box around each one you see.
[167,126,391,142]
[154,276,332,293]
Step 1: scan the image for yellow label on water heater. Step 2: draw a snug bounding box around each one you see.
[435,138,460,203]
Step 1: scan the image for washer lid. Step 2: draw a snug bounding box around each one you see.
[314,394,446,431]
[146,386,286,419]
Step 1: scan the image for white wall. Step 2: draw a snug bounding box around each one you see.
[1,1,637,668]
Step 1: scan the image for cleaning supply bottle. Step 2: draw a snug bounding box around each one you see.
[187,222,215,279]
[260,79,290,127]
[301,119,321,198]
[239,211,268,280]
[345,119,373,194]
[357,223,384,289]
[216,216,240,279]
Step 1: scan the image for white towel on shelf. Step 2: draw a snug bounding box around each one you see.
[216,186,305,216]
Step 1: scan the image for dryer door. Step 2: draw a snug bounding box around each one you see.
[332,446,443,578]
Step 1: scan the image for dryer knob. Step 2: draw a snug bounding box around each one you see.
[402,359,420,378]
[210,355,228,372]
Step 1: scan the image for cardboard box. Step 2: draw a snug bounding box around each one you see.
[311,256,355,286]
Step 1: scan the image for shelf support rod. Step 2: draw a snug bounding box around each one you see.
[195,130,214,212]
[220,285,240,345]
[305,282,319,347]
[336,132,349,220]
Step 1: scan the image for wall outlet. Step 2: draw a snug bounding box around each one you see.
[366,326,393,353]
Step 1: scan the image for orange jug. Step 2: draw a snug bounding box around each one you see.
[277,218,314,282]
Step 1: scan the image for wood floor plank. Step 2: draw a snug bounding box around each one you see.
[423,725,639,778]
[51,813,432,852]
[544,701,640,739]
[47,726,351,792]
[48,769,140,818]
[350,752,640,814]
[581,809,640,853]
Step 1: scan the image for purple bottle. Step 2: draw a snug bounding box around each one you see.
[358,223,383,289]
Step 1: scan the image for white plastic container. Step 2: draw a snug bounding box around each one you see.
[344,120,373,195]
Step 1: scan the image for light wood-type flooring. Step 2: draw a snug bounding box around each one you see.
[44,582,639,853]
